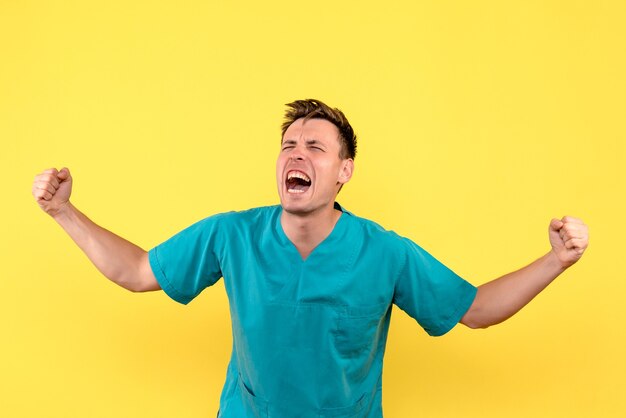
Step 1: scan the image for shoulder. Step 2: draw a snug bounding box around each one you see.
[338,209,413,277]
[180,205,279,232]
[195,205,280,236]
[343,209,410,252]
[216,204,280,225]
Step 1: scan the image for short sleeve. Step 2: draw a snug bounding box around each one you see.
[148,214,224,305]
[392,238,477,336]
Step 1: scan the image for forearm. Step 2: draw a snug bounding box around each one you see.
[462,251,567,329]
[52,202,147,291]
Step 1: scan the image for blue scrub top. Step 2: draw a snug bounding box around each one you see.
[148,203,477,417]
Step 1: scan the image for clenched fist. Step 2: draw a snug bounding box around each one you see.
[549,216,589,269]
[32,167,73,217]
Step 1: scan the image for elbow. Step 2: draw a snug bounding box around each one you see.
[463,320,491,330]
[460,289,498,329]
[114,272,157,293]
[101,251,160,293]
[126,282,146,293]
[461,315,486,329]
[461,309,505,330]
[460,305,493,330]
[124,275,160,293]
[112,274,144,293]
[120,251,161,293]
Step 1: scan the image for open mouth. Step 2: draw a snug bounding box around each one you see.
[286,170,312,194]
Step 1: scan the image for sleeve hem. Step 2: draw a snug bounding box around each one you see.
[427,283,478,337]
[148,247,192,305]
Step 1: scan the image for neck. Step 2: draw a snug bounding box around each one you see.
[280,203,342,261]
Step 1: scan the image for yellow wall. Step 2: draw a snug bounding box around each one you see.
[1,1,624,416]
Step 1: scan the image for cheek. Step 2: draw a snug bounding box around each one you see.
[316,164,341,187]
[276,157,288,182]
[275,164,281,182]
[276,156,284,172]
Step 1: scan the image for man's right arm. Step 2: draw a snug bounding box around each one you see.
[32,167,160,293]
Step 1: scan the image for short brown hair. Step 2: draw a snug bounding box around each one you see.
[281,99,357,160]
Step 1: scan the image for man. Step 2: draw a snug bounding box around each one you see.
[32,99,589,417]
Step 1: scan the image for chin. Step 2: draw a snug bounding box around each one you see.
[279,194,311,213]
[281,197,335,218]
[280,201,311,215]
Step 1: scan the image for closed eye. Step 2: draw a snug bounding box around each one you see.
[306,141,325,151]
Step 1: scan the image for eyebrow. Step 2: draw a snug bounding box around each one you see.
[281,138,326,147]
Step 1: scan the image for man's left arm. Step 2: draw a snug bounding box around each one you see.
[460,216,589,329]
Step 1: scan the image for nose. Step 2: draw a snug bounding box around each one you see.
[289,146,306,161]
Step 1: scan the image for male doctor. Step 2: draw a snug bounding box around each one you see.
[33,99,589,417]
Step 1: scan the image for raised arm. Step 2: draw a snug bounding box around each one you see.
[460,216,589,329]
[32,167,160,293]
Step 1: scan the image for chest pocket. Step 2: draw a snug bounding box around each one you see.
[333,302,391,358]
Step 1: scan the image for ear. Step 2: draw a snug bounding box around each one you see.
[338,159,354,185]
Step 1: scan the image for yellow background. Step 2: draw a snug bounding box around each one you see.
[1,1,624,417]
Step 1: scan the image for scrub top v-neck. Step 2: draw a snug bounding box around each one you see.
[148,203,477,417]
[275,201,348,264]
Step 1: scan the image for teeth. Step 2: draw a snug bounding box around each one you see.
[287,170,311,182]
[287,189,305,193]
